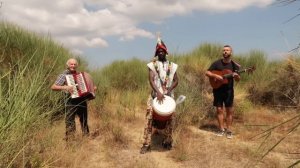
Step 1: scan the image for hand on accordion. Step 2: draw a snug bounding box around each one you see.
[65,85,75,94]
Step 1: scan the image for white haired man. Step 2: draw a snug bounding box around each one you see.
[51,58,95,141]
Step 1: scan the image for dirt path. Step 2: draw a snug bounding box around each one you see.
[63,109,299,168]
[74,112,182,168]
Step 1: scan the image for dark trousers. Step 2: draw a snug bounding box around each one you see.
[65,98,89,137]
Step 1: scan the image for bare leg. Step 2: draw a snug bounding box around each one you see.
[216,106,225,130]
[225,107,233,131]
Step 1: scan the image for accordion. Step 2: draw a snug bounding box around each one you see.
[65,72,95,100]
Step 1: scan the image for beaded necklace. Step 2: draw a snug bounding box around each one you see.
[153,59,172,91]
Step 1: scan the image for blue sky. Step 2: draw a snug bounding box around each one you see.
[1,0,299,69]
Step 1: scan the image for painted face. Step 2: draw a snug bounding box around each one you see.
[157,49,167,61]
[223,46,232,58]
[67,59,78,72]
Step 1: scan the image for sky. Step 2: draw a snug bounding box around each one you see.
[0,0,299,69]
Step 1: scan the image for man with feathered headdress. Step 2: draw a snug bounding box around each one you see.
[140,35,179,154]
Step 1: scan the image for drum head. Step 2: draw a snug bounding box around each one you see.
[152,95,176,116]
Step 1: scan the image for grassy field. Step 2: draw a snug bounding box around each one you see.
[0,21,299,167]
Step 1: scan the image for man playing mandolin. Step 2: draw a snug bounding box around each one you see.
[205,45,240,139]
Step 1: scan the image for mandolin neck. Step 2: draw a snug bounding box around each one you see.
[223,69,247,78]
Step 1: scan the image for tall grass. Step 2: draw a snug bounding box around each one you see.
[0,22,74,167]
[91,58,149,116]
[98,59,148,91]
[86,59,150,151]
[246,55,300,108]
[1,59,57,167]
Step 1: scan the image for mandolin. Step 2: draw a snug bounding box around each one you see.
[209,66,255,89]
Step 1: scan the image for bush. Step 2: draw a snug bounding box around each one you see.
[99,59,148,91]
[251,57,300,108]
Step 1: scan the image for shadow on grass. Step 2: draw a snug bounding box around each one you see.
[199,121,219,133]
[150,130,171,152]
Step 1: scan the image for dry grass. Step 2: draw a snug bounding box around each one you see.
[29,101,299,168]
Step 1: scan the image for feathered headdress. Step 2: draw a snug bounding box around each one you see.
[154,33,168,57]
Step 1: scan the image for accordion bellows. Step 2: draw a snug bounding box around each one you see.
[66,72,96,100]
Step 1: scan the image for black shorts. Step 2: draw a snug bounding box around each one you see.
[213,88,234,107]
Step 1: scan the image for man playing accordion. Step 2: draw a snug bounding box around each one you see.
[51,58,96,141]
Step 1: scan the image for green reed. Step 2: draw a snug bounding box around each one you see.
[0,21,72,167]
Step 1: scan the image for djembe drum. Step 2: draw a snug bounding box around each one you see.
[152,95,176,129]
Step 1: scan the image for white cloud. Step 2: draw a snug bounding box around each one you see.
[87,38,108,47]
[72,49,84,55]
[56,36,108,48]
[0,0,274,54]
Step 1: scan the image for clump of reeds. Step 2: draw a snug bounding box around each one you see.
[0,21,73,167]
[248,56,300,108]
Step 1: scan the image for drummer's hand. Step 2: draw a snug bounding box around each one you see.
[156,92,165,104]
[166,90,172,96]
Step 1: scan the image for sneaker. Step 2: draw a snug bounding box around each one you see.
[226,131,233,139]
[216,129,226,137]
[140,145,151,154]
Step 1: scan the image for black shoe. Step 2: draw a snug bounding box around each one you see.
[162,142,172,150]
[140,145,151,154]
